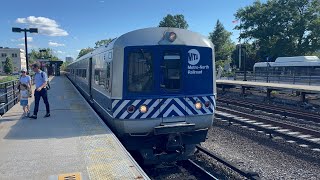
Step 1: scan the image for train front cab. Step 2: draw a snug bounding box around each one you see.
[113,45,215,164]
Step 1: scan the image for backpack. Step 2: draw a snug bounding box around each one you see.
[41,72,51,90]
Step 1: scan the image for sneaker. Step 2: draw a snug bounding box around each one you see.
[29,115,37,119]
[44,113,50,118]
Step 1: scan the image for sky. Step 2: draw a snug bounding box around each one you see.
[0,0,259,61]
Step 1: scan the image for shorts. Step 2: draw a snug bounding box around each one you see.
[20,100,28,106]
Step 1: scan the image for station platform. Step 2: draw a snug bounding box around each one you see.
[217,80,320,93]
[0,76,149,180]
[217,80,320,101]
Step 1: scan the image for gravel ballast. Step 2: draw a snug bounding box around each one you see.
[202,121,320,179]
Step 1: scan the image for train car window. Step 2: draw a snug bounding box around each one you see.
[108,52,112,59]
[81,69,87,79]
[94,69,106,88]
[161,52,181,90]
[106,62,111,91]
[106,63,111,78]
[128,51,153,92]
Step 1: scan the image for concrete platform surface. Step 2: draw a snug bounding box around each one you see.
[217,80,320,93]
[0,76,149,180]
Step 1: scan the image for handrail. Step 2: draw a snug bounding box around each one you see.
[0,96,19,110]
[0,79,19,86]
[0,89,19,98]
[0,79,20,115]
[232,71,320,85]
[0,74,34,86]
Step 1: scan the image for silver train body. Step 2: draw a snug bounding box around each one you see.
[66,27,216,164]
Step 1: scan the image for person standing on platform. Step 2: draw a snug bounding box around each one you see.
[19,84,30,118]
[29,64,50,119]
[18,68,32,97]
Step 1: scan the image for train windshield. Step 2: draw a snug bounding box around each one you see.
[161,52,181,91]
[127,50,154,92]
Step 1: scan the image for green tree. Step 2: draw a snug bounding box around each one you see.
[4,56,13,74]
[29,48,59,63]
[235,0,320,61]
[95,38,113,48]
[77,47,94,59]
[309,51,320,58]
[61,61,71,71]
[158,14,189,29]
[209,20,235,62]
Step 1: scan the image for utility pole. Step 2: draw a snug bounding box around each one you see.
[266,56,269,83]
[12,27,38,73]
[243,45,247,81]
[239,19,242,69]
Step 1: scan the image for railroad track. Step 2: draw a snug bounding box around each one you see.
[195,145,260,180]
[180,159,219,180]
[144,159,219,179]
[215,106,320,150]
[144,146,260,179]
[176,146,260,180]
[217,97,320,123]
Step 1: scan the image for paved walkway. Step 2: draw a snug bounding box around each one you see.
[0,76,149,180]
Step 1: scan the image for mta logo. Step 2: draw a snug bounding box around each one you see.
[188,49,200,65]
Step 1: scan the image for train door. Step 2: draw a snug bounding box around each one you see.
[159,48,186,123]
[88,57,93,100]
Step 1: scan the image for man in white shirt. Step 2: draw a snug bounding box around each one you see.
[29,64,50,119]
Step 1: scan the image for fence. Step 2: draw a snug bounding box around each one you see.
[234,71,320,85]
[0,80,20,116]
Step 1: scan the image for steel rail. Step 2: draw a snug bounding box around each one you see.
[217,106,320,137]
[195,145,260,180]
[182,159,219,180]
[215,109,320,149]
[218,97,320,123]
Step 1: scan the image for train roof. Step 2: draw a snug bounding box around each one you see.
[275,56,320,63]
[73,38,117,62]
[113,27,213,48]
[71,27,213,64]
[254,56,320,68]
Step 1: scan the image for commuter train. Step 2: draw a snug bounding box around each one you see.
[66,27,216,164]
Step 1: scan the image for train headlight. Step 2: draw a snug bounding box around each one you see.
[195,102,202,110]
[168,32,177,42]
[205,101,211,108]
[139,104,148,113]
[165,32,177,42]
[127,105,136,113]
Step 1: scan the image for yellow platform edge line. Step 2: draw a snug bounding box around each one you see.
[58,172,81,180]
